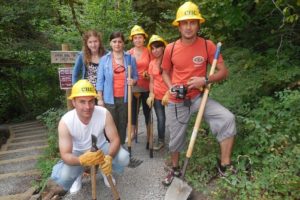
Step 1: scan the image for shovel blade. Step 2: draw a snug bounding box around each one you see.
[165,177,192,200]
[127,157,143,168]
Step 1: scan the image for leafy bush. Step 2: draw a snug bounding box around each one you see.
[187,88,300,199]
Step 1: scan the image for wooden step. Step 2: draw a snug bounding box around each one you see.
[0,146,47,161]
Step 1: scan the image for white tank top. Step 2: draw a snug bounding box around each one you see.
[61,106,107,152]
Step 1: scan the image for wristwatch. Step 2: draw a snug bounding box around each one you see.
[204,77,210,85]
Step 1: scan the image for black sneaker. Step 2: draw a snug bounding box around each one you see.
[162,167,181,186]
[217,162,237,177]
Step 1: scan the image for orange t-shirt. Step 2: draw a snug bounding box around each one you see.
[161,37,224,101]
[112,59,125,97]
[148,59,168,100]
[129,47,150,90]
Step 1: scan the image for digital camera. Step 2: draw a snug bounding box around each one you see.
[171,85,188,99]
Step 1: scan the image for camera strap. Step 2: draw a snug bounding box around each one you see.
[175,98,191,124]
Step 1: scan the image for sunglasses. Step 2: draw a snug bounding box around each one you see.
[114,64,125,74]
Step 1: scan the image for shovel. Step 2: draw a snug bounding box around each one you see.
[133,92,141,143]
[91,135,121,200]
[165,42,222,200]
[127,65,143,168]
[148,107,154,158]
[91,135,98,200]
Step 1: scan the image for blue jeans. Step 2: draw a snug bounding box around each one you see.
[154,99,166,141]
[50,142,129,190]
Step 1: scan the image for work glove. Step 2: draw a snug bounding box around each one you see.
[142,71,150,80]
[79,150,105,166]
[133,92,141,99]
[197,86,204,92]
[161,90,170,106]
[146,93,155,108]
[100,155,113,176]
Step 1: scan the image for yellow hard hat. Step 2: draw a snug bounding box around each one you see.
[68,79,97,100]
[129,25,148,40]
[172,1,205,26]
[147,35,168,50]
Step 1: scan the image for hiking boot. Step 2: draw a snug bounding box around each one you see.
[69,175,82,194]
[217,161,237,177]
[153,140,164,151]
[162,167,181,186]
[41,179,67,200]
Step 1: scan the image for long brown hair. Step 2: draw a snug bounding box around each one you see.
[82,30,105,66]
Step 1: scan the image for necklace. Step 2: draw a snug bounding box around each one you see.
[113,53,123,60]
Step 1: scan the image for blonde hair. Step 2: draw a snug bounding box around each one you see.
[82,30,105,66]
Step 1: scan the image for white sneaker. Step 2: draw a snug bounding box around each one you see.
[101,172,116,188]
[69,175,82,194]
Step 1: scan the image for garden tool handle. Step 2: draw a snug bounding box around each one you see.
[91,135,98,200]
[107,174,120,200]
[127,65,132,148]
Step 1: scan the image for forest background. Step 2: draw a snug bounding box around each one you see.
[0,0,299,199]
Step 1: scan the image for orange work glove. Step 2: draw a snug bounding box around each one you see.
[100,155,113,175]
[146,93,155,108]
[79,150,105,166]
[161,90,170,106]
[142,71,150,80]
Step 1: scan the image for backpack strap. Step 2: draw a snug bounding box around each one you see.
[170,38,209,78]
[205,39,208,79]
[170,40,176,69]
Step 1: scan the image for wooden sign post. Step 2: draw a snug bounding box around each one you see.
[51,44,79,110]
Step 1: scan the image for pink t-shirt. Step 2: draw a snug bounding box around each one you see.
[129,47,150,90]
[112,59,125,97]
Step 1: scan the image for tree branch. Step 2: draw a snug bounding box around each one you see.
[68,0,83,35]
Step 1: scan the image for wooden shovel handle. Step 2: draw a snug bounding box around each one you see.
[127,65,132,148]
[186,42,222,158]
[107,174,120,200]
[91,166,97,200]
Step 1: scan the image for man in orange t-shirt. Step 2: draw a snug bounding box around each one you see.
[161,1,237,186]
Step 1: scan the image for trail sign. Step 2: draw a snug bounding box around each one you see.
[58,67,73,90]
[51,44,77,110]
[51,51,79,64]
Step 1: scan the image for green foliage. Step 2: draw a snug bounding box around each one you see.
[188,86,300,199]
[1,0,299,198]
[47,0,141,50]
[211,46,300,115]
[220,89,299,199]
[0,0,65,123]
[36,107,66,187]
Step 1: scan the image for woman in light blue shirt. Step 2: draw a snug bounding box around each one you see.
[96,32,138,144]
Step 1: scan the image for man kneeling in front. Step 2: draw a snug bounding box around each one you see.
[42,79,129,199]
